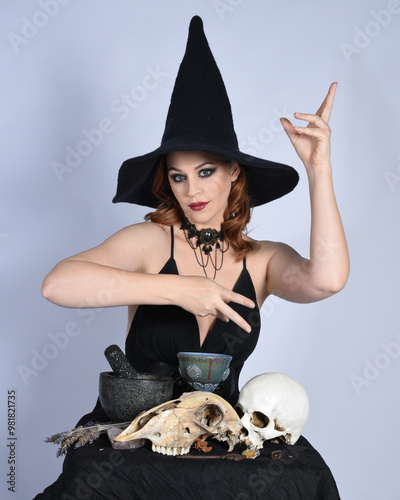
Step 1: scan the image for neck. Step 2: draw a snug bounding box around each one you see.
[181,216,224,240]
[179,216,229,280]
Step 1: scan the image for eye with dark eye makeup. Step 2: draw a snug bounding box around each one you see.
[199,168,216,177]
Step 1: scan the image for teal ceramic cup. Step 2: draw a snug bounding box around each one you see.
[177,352,232,392]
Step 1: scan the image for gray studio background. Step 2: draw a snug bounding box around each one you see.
[1,1,399,498]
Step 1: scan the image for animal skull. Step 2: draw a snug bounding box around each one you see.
[236,372,309,447]
[113,391,242,456]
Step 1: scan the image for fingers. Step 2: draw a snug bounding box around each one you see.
[218,303,253,333]
[216,313,230,323]
[294,112,330,130]
[293,111,331,145]
[293,127,329,141]
[218,291,256,333]
[280,117,297,143]
[207,305,252,333]
[182,276,256,333]
[315,82,337,123]
[281,82,337,134]
[228,291,256,310]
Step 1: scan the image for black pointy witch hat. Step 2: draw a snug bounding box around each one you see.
[113,16,298,208]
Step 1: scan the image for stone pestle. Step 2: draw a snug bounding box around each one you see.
[104,344,139,379]
[100,345,174,422]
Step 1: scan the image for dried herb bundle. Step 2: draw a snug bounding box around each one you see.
[45,421,131,457]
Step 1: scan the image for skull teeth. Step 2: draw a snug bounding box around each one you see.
[151,444,190,456]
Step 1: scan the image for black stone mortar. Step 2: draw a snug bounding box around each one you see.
[99,345,174,422]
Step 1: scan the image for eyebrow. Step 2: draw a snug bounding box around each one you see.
[167,161,215,173]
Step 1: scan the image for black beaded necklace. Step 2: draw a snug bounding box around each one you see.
[180,216,229,280]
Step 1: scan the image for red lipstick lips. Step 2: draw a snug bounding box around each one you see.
[189,202,209,211]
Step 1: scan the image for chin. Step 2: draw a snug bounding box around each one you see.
[189,213,223,228]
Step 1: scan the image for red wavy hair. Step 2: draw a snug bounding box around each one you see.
[145,156,254,260]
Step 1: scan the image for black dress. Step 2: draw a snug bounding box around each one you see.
[34,227,340,499]
[125,225,261,406]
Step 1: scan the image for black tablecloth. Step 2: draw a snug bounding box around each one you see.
[34,433,340,499]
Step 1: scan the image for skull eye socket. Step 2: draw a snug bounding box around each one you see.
[139,412,157,427]
[199,404,223,427]
[274,418,285,432]
[240,427,249,437]
[251,411,269,428]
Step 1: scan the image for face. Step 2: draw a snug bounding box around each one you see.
[166,151,239,228]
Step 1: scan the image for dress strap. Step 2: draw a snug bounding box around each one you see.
[243,257,247,270]
[170,226,174,259]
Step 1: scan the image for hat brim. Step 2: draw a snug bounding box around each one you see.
[112,143,299,209]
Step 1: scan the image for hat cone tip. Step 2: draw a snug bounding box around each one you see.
[189,15,203,29]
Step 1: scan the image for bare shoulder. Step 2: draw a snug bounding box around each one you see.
[243,235,287,261]
[250,238,301,269]
[64,222,171,273]
[116,221,169,241]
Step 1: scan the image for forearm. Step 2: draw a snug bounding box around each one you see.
[307,165,350,292]
[41,259,255,331]
[41,260,181,309]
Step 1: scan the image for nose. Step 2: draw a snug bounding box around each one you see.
[186,176,201,198]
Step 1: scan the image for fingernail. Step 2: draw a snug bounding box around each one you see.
[246,326,252,333]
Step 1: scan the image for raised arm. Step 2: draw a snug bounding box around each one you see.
[41,222,255,331]
[265,83,350,303]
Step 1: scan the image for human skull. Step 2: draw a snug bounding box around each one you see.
[235,373,309,447]
[113,391,242,456]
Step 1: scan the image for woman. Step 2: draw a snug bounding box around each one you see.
[37,16,348,499]
[41,96,347,401]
